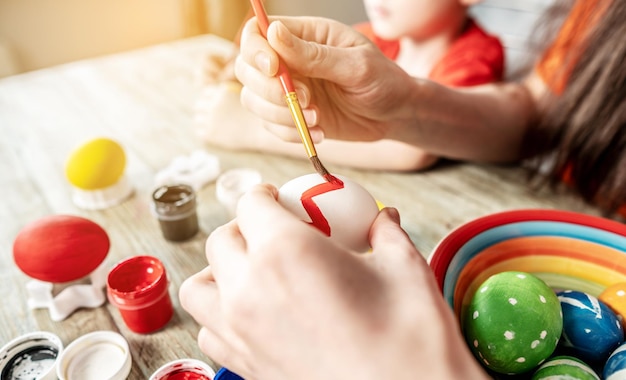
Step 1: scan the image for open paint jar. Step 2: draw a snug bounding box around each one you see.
[0,331,63,380]
[150,358,216,380]
[107,255,174,333]
[152,184,199,241]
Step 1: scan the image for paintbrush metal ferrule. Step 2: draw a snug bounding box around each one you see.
[249,0,334,182]
[284,92,317,158]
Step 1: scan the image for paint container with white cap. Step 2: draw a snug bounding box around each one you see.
[56,331,131,380]
[0,331,63,380]
[150,358,216,380]
[215,168,262,219]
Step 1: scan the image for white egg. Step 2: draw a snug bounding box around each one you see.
[278,174,379,252]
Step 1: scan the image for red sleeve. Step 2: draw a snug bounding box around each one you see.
[429,19,504,87]
[353,22,400,61]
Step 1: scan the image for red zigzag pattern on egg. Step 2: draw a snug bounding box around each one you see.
[300,177,345,236]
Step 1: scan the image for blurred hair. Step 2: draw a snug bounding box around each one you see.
[524,0,626,217]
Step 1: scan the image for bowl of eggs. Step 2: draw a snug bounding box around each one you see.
[428,209,626,379]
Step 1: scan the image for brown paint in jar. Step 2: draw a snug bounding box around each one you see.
[152,184,199,241]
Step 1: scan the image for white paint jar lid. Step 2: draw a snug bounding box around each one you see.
[56,331,131,380]
[216,168,262,219]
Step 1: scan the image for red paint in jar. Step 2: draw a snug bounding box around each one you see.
[160,369,212,380]
[107,255,173,333]
[150,359,216,380]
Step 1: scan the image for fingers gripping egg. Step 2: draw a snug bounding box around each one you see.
[278,174,380,253]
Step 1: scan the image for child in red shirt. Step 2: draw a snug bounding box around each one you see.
[354,3,502,87]
[194,0,503,171]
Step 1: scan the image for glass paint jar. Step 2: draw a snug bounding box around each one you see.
[152,184,199,241]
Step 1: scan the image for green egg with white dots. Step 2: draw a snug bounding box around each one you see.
[464,271,563,375]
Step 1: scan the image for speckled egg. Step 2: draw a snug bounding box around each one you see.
[13,215,110,283]
[278,174,379,252]
[604,342,626,380]
[600,283,626,330]
[531,355,599,380]
[65,137,126,190]
[464,271,563,374]
[558,290,624,363]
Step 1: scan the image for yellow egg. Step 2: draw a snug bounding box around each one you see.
[65,138,126,190]
[599,282,626,329]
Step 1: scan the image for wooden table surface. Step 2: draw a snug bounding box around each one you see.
[0,34,602,378]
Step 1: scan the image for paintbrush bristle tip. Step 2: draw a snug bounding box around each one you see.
[311,156,339,183]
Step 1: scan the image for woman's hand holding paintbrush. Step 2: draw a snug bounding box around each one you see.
[235,10,419,155]
[248,0,337,183]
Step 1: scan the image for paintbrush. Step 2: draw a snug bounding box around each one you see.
[249,0,336,183]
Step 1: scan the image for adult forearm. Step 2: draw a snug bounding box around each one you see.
[392,79,536,163]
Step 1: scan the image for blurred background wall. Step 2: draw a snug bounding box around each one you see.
[0,0,552,79]
[266,0,366,24]
[0,0,204,77]
[0,0,366,78]
[469,0,555,78]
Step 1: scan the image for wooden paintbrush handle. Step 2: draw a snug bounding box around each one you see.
[249,0,296,94]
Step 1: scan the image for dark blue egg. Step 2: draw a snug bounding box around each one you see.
[215,368,245,380]
[558,290,624,363]
[604,342,626,380]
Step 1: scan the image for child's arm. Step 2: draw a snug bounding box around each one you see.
[194,83,438,171]
[242,130,439,172]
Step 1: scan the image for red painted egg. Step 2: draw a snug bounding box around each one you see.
[13,215,110,283]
